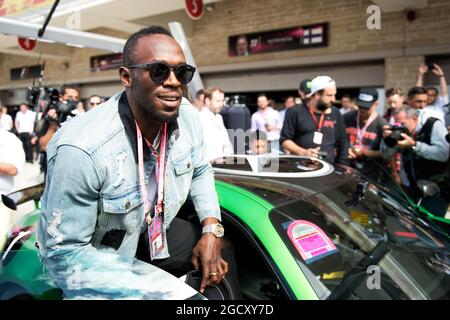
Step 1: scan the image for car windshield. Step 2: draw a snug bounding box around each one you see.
[269,179,450,300]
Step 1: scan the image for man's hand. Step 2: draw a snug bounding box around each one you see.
[348,148,357,159]
[396,133,416,149]
[302,147,320,158]
[191,231,228,293]
[418,63,428,75]
[382,125,392,139]
[352,146,367,158]
[47,109,58,120]
[432,63,445,77]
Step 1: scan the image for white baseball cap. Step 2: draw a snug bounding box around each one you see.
[307,76,336,97]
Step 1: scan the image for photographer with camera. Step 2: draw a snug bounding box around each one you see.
[382,106,449,217]
[36,85,79,174]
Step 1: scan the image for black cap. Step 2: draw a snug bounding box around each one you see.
[355,88,379,109]
[299,79,312,94]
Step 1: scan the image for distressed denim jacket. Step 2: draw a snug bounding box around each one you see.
[36,91,221,299]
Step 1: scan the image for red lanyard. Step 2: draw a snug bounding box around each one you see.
[308,107,325,132]
[356,111,377,145]
[136,121,168,224]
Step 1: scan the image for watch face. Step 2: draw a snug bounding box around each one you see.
[215,224,225,237]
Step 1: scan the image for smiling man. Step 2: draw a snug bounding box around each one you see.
[37,26,239,299]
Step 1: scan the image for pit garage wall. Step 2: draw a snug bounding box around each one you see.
[1,0,450,102]
[202,63,385,92]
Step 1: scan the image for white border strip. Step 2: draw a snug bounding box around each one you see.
[213,155,334,178]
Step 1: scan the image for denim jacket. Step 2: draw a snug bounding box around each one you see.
[37,91,221,299]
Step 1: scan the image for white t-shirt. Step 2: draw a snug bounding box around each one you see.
[0,129,25,195]
[250,107,282,142]
[15,110,36,134]
[0,113,13,131]
[417,95,449,131]
[429,95,449,109]
[199,108,233,161]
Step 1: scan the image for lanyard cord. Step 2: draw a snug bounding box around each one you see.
[356,111,377,145]
[136,121,168,224]
[308,107,325,132]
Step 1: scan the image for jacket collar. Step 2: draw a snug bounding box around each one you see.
[118,92,179,163]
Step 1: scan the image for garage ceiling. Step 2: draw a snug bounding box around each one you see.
[0,0,221,58]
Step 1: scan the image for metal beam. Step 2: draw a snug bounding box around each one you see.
[0,16,125,52]
[169,21,204,100]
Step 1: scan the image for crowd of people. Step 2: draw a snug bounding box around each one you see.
[0,90,105,194]
[0,25,449,300]
[191,62,450,218]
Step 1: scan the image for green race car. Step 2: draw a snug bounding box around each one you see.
[1,155,449,300]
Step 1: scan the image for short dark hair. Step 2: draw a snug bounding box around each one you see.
[257,93,267,99]
[249,130,267,143]
[407,87,427,100]
[195,89,205,99]
[204,87,224,101]
[123,26,173,66]
[341,94,352,100]
[284,96,295,102]
[426,86,439,95]
[385,87,403,98]
[89,95,102,101]
[60,85,80,96]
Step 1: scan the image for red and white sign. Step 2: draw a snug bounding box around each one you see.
[185,0,203,20]
[18,37,37,51]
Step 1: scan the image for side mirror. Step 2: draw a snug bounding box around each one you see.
[417,180,440,200]
[1,183,44,211]
[1,194,17,211]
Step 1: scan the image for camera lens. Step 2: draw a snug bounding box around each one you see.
[384,130,402,147]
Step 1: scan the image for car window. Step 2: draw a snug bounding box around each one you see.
[269,182,450,300]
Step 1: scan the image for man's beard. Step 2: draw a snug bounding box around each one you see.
[149,107,179,123]
[316,98,331,112]
[141,101,179,123]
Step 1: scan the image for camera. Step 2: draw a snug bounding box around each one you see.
[26,86,78,125]
[427,62,436,71]
[383,125,410,147]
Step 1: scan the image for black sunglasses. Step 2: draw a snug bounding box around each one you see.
[127,62,196,85]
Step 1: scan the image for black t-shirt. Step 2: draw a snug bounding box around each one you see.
[344,110,388,181]
[344,110,387,150]
[280,104,349,164]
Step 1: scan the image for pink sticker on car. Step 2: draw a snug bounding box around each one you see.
[287,220,337,264]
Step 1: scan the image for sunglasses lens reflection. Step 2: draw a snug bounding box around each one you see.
[149,63,195,85]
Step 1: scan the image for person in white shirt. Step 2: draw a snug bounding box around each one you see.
[416,63,449,120]
[71,101,86,115]
[251,93,282,154]
[0,128,26,250]
[407,87,445,132]
[198,87,233,161]
[384,88,406,125]
[339,94,358,115]
[0,129,25,195]
[191,89,205,112]
[14,103,36,163]
[0,106,13,131]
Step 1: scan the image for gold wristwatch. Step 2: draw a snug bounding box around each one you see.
[202,223,225,238]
